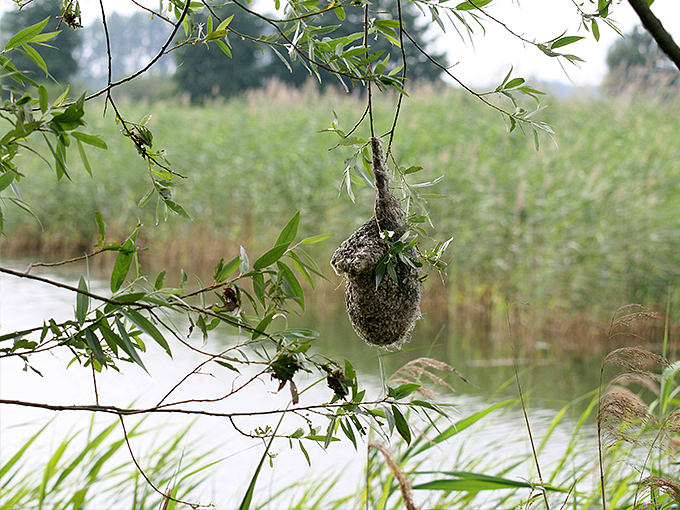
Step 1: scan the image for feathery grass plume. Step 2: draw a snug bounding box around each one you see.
[608,372,663,395]
[388,357,469,400]
[640,476,680,504]
[607,305,660,343]
[369,442,420,510]
[598,386,656,445]
[603,346,670,374]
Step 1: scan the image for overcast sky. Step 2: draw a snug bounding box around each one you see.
[2,0,678,87]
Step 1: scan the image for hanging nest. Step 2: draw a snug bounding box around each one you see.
[331,137,422,349]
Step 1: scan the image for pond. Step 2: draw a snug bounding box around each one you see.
[0,259,606,508]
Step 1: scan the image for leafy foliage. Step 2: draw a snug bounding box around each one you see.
[1,0,677,508]
[0,0,81,86]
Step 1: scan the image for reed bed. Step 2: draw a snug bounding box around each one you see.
[3,84,680,353]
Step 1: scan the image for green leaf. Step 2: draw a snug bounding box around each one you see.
[214,359,240,372]
[76,139,92,176]
[216,39,232,58]
[110,235,136,293]
[206,29,230,41]
[215,256,241,282]
[410,399,516,457]
[277,261,304,311]
[252,312,276,340]
[334,5,345,20]
[413,472,533,491]
[84,328,106,367]
[505,77,525,89]
[121,309,172,358]
[95,211,105,243]
[114,317,149,373]
[76,276,89,325]
[0,171,15,192]
[20,43,48,75]
[153,269,166,290]
[275,211,300,249]
[5,18,50,50]
[455,0,492,10]
[551,35,584,49]
[392,405,411,444]
[111,292,146,304]
[591,19,600,41]
[253,243,289,270]
[299,233,335,245]
[216,15,234,31]
[71,132,108,150]
[165,199,192,220]
[391,383,421,400]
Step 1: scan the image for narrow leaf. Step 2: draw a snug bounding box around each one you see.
[75,276,89,325]
[253,243,288,270]
[275,211,300,249]
[392,405,411,444]
[71,132,108,150]
[84,328,106,367]
[5,18,50,50]
[110,236,135,293]
[121,308,172,358]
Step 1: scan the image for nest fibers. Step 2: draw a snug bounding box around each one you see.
[330,137,422,349]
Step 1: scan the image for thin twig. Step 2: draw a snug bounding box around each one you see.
[364,4,375,138]
[91,354,100,405]
[119,416,208,509]
[87,0,192,101]
[25,249,106,274]
[130,0,173,24]
[387,0,408,156]
[0,266,148,308]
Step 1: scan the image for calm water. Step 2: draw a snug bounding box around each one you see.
[0,260,600,508]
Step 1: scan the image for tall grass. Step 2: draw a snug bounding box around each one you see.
[3,83,680,348]
[0,415,220,509]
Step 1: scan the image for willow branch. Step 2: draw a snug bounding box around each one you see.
[25,249,107,274]
[0,266,148,308]
[0,398,390,419]
[628,0,680,71]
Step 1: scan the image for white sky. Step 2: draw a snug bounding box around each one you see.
[2,0,679,87]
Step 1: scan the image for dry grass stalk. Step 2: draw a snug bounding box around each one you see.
[664,409,680,435]
[640,476,680,504]
[598,386,656,446]
[609,305,660,330]
[388,357,469,400]
[603,346,670,373]
[369,442,420,510]
[609,372,663,396]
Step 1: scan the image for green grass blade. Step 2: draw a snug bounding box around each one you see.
[0,420,52,480]
[409,399,517,457]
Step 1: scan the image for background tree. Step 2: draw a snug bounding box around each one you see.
[173,4,270,102]
[76,11,175,92]
[0,0,81,86]
[172,0,447,101]
[604,24,679,94]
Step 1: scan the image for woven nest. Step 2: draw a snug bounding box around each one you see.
[330,137,422,349]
